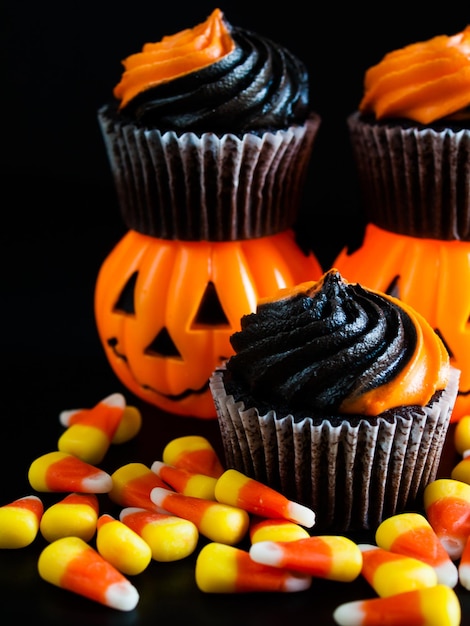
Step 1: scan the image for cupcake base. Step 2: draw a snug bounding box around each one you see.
[210,366,460,532]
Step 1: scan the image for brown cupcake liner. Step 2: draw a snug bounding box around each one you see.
[347,112,470,241]
[210,366,459,532]
[98,105,321,241]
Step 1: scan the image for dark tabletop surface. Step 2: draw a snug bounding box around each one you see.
[2,2,469,624]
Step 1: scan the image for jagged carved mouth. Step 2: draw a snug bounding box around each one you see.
[107,337,219,401]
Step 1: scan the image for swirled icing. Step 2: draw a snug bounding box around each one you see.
[359,26,470,124]
[226,269,450,416]
[112,8,309,132]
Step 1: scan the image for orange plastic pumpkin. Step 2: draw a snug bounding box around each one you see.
[95,229,322,419]
[334,223,470,422]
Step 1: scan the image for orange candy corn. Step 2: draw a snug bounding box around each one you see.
[58,393,125,464]
[109,463,168,511]
[96,513,152,575]
[375,512,458,587]
[0,495,44,548]
[423,478,470,560]
[249,535,362,582]
[458,534,470,590]
[40,493,99,543]
[358,543,437,597]
[215,468,315,528]
[332,584,461,626]
[60,402,142,445]
[119,506,199,561]
[150,487,249,545]
[195,542,312,593]
[151,460,218,500]
[162,435,225,478]
[28,451,113,493]
[38,536,139,611]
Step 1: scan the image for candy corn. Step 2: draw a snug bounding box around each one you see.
[96,513,152,575]
[214,468,315,528]
[38,536,139,611]
[249,516,310,544]
[423,478,470,560]
[28,451,113,493]
[57,393,125,464]
[195,542,312,593]
[458,534,470,590]
[109,462,168,511]
[375,512,458,587]
[40,493,99,543]
[60,401,142,445]
[150,487,249,545]
[451,456,470,484]
[162,435,224,478]
[249,535,362,582]
[151,460,218,500]
[0,495,44,549]
[119,507,199,561]
[332,584,461,626]
[358,543,437,597]
[454,415,470,456]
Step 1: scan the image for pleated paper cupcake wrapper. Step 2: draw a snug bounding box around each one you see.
[98,105,321,241]
[210,366,459,532]
[347,112,470,241]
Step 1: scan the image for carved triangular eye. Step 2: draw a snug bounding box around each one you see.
[193,281,229,327]
[385,275,400,299]
[114,271,138,315]
[434,328,453,358]
[145,327,181,358]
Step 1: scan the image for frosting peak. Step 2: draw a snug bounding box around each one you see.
[359,26,470,124]
[114,9,234,109]
[111,8,310,133]
[227,270,450,416]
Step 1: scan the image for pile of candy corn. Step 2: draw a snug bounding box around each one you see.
[1,393,469,625]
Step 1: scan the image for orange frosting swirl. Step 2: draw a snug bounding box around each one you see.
[114,8,235,109]
[359,25,470,124]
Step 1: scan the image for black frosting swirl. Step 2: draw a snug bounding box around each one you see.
[226,270,417,413]
[119,25,310,134]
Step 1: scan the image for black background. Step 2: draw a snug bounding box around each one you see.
[1,3,469,624]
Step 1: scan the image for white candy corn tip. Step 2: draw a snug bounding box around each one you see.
[287,501,315,528]
[81,472,113,493]
[151,460,164,474]
[102,392,126,409]
[119,506,148,520]
[59,409,81,427]
[435,560,459,588]
[333,600,364,626]
[459,563,470,590]
[440,536,466,561]
[150,487,173,507]
[283,574,312,593]
[105,581,139,611]
[249,542,284,567]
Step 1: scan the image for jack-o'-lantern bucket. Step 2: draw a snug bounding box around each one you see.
[95,230,322,418]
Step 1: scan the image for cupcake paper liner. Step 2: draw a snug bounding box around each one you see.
[98,105,321,241]
[347,112,470,241]
[210,366,460,532]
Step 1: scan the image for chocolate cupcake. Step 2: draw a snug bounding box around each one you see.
[210,269,459,532]
[97,8,321,241]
